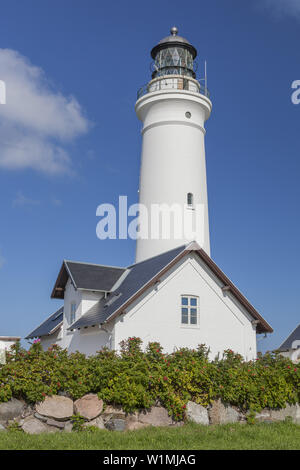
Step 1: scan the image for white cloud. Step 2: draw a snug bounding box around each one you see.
[0,49,90,174]
[12,191,40,207]
[261,0,300,19]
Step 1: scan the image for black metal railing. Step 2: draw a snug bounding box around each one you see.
[137,78,210,100]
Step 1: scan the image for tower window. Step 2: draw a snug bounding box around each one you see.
[187,192,193,206]
[181,296,199,325]
[185,111,191,119]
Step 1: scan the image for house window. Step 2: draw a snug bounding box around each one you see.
[70,303,76,324]
[187,192,193,207]
[181,296,198,325]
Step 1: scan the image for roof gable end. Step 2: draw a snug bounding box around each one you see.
[51,260,126,299]
[69,243,273,334]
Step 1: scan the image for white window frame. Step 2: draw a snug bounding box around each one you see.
[180,295,200,328]
[70,302,77,325]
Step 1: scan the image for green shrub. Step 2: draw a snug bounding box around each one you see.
[71,414,85,432]
[6,421,23,432]
[0,338,299,421]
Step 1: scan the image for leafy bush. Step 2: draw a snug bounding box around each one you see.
[6,420,23,432]
[0,338,299,421]
[71,414,85,432]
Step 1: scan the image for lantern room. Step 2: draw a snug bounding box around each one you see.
[150,27,197,79]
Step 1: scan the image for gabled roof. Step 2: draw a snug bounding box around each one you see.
[69,243,273,334]
[70,244,185,329]
[278,324,300,351]
[26,307,63,339]
[51,260,126,299]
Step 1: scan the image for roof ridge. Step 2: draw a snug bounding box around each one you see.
[69,245,188,330]
[104,245,188,324]
[128,244,187,268]
[64,260,125,270]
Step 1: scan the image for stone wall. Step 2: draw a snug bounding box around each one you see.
[0,395,299,434]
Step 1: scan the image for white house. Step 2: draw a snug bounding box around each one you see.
[26,28,273,359]
[26,242,272,360]
[0,336,20,363]
[277,324,300,363]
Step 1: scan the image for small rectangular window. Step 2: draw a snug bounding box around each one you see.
[187,193,194,207]
[181,296,199,326]
[70,303,76,324]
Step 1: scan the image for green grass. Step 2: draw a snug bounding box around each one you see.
[0,422,300,450]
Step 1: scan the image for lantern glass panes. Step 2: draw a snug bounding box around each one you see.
[155,47,194,77]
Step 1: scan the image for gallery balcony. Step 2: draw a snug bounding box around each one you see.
[137,75,210,100]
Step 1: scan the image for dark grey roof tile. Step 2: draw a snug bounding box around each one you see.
[26,307,63,339]
[278,324,300,351]
[66,262,125,292]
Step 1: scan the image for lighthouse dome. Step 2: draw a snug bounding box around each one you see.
[151,27,197,60]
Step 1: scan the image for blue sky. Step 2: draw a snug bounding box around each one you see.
[0,0,299,353]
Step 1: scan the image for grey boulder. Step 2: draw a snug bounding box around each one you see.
[84,416,105,430]
[0,398,24,422]
[186,401,209,425]
[35,395,74,421]
[106,418,126,432]
[74,394,103,421]
[209,399,240,425]
[21,417,59,434]
[138,406,173,427]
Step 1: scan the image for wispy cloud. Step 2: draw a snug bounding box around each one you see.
[261,0,300,20]
[12,191,40,207]
[0,49,90,175]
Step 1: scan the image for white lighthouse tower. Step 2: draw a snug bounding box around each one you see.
[135,27,212,263]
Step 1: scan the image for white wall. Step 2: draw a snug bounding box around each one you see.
[61,325,113,355]
[40,326,113,356]
[114,253,257,360]
[40,279,112,355]
[40,253,258,359]
[135,89,212,262]
[40,329,62,351]
[0,338,19,363]
[281,349,300,364]
[0,338,19,352]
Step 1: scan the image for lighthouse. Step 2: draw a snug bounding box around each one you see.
[27,27,273,357]
[135,27,212,263]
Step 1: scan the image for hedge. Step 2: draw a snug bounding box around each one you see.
[0,338,299,421]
